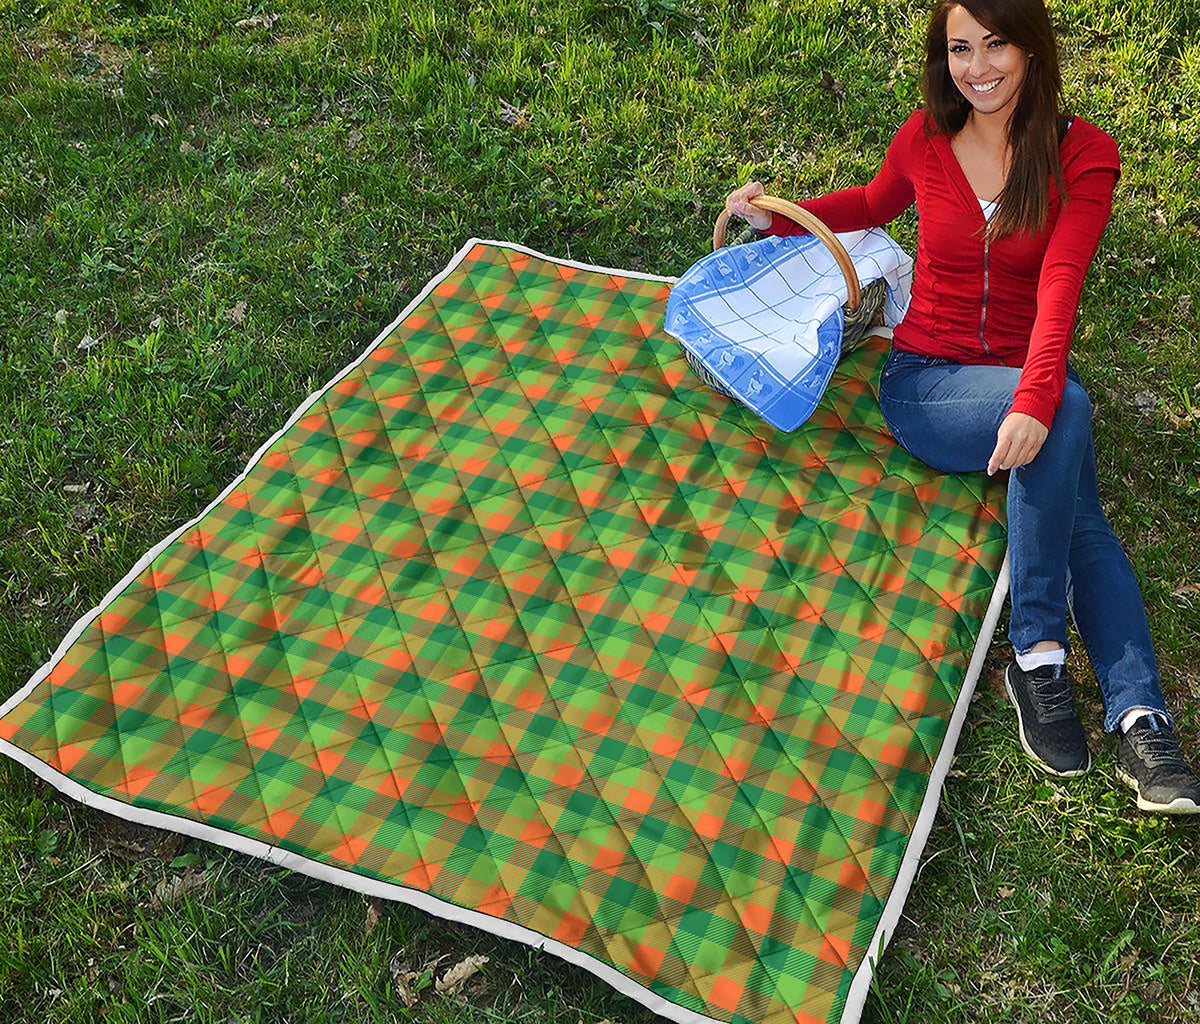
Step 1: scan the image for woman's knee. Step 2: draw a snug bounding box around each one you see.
[1048,380,1092,442]
[1034,380,1093,466]
[1060,379,1092,422]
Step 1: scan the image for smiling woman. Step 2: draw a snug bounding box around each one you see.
[725,0,1200,815]
[923,0,1065,238]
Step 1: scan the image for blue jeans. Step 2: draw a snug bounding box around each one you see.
[878,349,1168,733]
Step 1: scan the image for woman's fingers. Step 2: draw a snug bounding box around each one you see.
[986,437,1010,476]
[725,180,764,209]
[988,412,1049,475]
[724,181,771,230]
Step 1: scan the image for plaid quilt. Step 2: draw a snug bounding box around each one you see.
[0,241,1007,1024]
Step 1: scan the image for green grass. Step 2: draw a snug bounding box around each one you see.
[2,0,1199,1021]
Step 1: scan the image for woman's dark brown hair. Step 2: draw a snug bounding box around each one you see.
[923,0,1068,238]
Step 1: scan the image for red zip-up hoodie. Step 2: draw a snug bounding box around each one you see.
[766,109,1120,428]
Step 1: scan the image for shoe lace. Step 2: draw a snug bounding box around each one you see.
[1134,727,1188,770]
[1030,670,1075,718]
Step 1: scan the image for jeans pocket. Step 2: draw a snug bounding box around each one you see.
[883,350,953,379]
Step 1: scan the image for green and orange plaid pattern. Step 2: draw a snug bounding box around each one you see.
[0,243,1007,1024]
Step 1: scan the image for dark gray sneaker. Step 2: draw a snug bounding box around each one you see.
[1004,662,1092,777]
[1117,716,1200,814]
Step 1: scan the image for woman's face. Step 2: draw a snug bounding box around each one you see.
[945,5,1030,120]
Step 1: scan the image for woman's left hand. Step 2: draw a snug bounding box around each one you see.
[987,412,1049,475]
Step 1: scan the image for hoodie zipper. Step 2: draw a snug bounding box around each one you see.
[979,227,992,356]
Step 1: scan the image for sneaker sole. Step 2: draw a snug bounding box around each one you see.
[1115,766,1200,815]
[1004,669,1092,778]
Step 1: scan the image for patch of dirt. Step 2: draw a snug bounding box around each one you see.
[89,807,181,864]
[14,28,136,81]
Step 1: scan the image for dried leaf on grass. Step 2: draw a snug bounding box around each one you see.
[227,300,248,324]
[364,896,383,935]
[390,966,421,1007]
[498,98,529,128]
[236,12,279,30]
[1131,390,1157,413]
[818,71,845,95]
[151,867,209,908]
[389,952,440,1008]
[436,953,489,994]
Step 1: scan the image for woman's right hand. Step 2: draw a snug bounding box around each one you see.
[725,181,772,232]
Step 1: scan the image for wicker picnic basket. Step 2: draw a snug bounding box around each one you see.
[683,195,887,398]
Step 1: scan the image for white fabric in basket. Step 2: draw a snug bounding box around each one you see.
[664,229,913,431]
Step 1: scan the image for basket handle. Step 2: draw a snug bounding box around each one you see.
[713,195,861,312]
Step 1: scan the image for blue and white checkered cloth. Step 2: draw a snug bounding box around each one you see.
[664,229,913,431]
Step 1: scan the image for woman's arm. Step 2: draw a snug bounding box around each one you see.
[726,111,922,235]
[1007,164,1119,427]
[775,155,916,235]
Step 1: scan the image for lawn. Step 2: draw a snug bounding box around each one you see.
[1,0,1199,1021]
